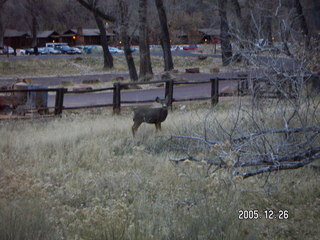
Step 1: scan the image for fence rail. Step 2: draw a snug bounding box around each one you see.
[0,76,252,116]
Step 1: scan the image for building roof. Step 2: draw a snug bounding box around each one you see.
[199,28,220,36]
[36,30,60,38]
[83,29,101,36]
[5,28,116,39]
[4,29,30,37]
[63,28,115,37]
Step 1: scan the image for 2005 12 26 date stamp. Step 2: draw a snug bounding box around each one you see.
[238,209,289,220]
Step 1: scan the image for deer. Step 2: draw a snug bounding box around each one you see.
[132,96,169,137]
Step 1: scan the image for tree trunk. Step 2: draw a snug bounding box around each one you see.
[294,0,310,49]
[0,13,3,48]
[139,0,153,81]
[0,0,8,48]
[94,14,113,69]
[32,15,38,55]
[155,0,173,71]
[230,0,245,60]
[313,0,320,30]
[262,1,273,47]
[76,0,116,22]
[218,0,232,66]
[264,16,273,46]
[117,0,138,81]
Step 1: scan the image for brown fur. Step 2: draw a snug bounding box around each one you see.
[132,97,168,136]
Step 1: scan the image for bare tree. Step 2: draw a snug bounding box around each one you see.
[293,0,311,49]
[166,0,320,180]
[139,0,153,81]
[22,0,50,54]
[75,0,115,22]
[155,0,173,71]
[75,0,114,69]
[0,0,8,9]
[117,0,138,81]
[218,0,233,66]
[0,0,9,48]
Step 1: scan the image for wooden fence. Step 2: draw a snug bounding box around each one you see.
[0,76,250,116]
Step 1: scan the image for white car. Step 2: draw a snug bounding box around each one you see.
[108,47,124,53]
[71,47,82,54]
[45,47,61,54]
[18,49,26,55]
[38,48,48,55]
[1,46,14,55]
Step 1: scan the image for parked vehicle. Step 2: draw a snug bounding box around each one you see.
[82,45,102,54]
[109,46,124,53]
[18,49,26,55]
[45,42,68,50]
[75,45,86,52]
[130,46,138,52]
[24,47,45,55]
[25,48,35,55]
[72,47,82,54]
[0,46,14,55]
[171,45,181,51]
[44,47,61,54]
[58,45,81,54]
[38,48,48,55]
[82,45,123,54]
[183,44,199,50]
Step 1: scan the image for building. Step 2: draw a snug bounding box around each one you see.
[4,29,30,49]
[198,28,220,44]
[35,31,60,47]
[61,28,115,46]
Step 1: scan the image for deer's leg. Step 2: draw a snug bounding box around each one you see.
[155,122,161,131]
[132,121,142,137]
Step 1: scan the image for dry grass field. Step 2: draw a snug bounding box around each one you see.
[0,49,245,78]
[0,47,319,239]
[0,99,319,240]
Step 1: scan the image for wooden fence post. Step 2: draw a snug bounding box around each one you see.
[237,77,249,96]
[54,88,66,115]
[113,82,121,114]
[211,78,219,106]
[165,80,174,109]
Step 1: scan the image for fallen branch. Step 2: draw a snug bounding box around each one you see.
[171,146,320,167]
[237,146,320,167]
[240,152,320,178]
[232,126,320,143]
[159,134,223,147]
[170,147,320,178]
[161,126,320,148]
[170,156,227,167]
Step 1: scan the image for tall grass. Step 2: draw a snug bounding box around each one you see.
[0,102,319,240]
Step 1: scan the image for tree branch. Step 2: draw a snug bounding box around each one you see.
[240,152,320,178]
[159,134,223,147]
[170,156,227,167]
[232,126,320,143]
[170,147,320,178]
[75,0,116,22]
